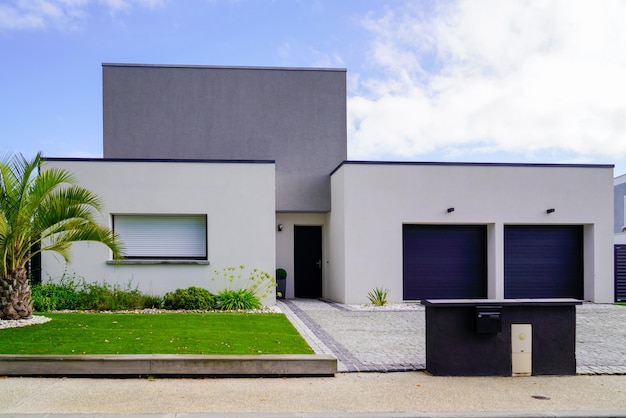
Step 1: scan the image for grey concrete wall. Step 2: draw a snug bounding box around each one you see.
[103,64,347,212]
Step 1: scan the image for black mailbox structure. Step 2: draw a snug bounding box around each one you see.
[421,299,582,376]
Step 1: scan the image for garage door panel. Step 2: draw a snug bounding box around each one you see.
[616,245,626,302]
[504,225,583,299]
[403,225,487,300]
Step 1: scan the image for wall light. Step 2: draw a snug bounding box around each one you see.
[277,224,284,232]
[447,207,455,213]
[546,208,555,214]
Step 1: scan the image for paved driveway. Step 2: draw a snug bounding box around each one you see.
[279,299,626,374]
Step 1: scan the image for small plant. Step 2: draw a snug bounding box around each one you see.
[276,268,287,300]
[216,288,260,310]
[367,287,390,306]
[210,266,276,308]
[163,287,216,310]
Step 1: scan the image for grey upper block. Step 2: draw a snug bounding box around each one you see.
[102,64,347,212]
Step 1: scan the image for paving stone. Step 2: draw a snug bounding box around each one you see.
[278,299,626,375]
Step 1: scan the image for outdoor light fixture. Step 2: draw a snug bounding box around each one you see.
[546,208,555,214]
[277,224,284,231]
[447,207,455,213]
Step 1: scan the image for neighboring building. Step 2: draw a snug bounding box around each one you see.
[614,174,626,240]
[41,64,615,304]
[614,174,626,301]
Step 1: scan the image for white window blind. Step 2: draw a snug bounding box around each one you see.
[113,214,207,259]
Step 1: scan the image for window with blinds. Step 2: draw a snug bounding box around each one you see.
[113,214,207,259]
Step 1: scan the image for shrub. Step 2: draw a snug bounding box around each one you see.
[162,287,217,310]
[210,266,276,308]
[31,274,86,311]
[276,268,287,280]
[367,287,390,306]
[31,273,163,311]
[216,288,261,311]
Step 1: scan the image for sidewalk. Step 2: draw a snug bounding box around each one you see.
[1,372,626,417]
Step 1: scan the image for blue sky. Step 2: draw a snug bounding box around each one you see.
[2,0,626,176]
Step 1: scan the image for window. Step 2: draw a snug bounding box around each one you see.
[113,214,207,260]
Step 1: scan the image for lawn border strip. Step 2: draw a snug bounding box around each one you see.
[0,353,336,378]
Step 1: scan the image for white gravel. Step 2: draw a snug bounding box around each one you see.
[0,315,51,330]
[346,302,424,311]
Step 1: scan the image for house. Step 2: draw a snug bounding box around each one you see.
[41,64,615,304]
[614,174,626,301]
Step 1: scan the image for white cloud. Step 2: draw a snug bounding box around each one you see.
[0,0,163,30]
[277,40,345,69]
[349,0,626,162]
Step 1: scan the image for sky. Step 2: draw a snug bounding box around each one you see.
[1,0,626,176]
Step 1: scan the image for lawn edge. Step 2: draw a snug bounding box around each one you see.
[0,353,337,378]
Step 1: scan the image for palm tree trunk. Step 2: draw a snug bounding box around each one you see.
[0,268,33,320]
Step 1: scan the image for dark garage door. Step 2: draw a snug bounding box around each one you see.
[504,225,583,299]
[403,224,488,300]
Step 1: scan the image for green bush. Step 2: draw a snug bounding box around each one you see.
[31,275,87,311]
[162,287,217,310]
[210,266,276,307]
[31,274,163,312]
[216,288,261,311]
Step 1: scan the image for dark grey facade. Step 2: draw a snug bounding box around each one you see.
[103,64,347,212]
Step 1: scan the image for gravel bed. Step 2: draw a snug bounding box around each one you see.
[346,302,424,311]
[0,315,51,330]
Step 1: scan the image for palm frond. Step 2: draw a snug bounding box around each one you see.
[0,152,125,277]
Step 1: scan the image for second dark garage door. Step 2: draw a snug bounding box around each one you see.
[504,225,584,299]
[403,224,488,300]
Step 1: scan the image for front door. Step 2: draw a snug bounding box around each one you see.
[294,225,322,298]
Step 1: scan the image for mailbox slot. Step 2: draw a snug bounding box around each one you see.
[475,306,502,334]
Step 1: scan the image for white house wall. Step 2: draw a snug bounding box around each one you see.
[329,162,614,304]
[40,159,276,302]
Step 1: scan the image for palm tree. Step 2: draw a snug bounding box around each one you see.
[0,152,124,320]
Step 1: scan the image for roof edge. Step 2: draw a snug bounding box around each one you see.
[331,160,615,176]
[102,63,347,73]
[43,157,275,164]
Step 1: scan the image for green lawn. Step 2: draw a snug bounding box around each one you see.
[0,312,314,355]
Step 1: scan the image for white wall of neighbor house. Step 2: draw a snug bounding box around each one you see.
[614,175,626,244]
[40,159,277,304]
[616,233,626,245]
[328,162,614,304]
[275,212,328,299]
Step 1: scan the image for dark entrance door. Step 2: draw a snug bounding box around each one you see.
[294,225,322,298]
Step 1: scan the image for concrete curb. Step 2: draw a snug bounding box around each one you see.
[0,354,337,377]
[3,411,626,417]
